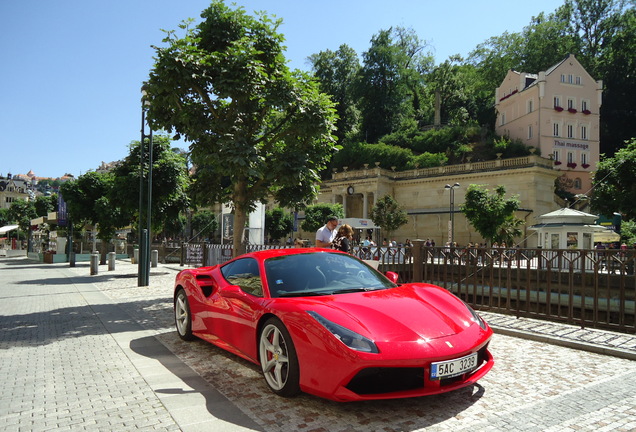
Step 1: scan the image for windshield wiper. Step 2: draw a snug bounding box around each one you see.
[277,291,326,298]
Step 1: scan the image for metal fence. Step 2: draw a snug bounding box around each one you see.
[413,246,636,334]
[178,242,635,334]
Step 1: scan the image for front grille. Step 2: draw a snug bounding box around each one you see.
[345,367,425,395]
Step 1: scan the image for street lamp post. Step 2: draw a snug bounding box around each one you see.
[138,84,153,287]
[444,183,460,245]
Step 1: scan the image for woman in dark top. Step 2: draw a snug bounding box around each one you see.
[332,224,354,253]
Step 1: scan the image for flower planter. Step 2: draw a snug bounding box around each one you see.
[554,106,564,112]
[568,108,577,114]
[582,109,591,115]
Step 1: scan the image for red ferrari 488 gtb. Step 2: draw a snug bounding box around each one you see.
[173,248,494,402]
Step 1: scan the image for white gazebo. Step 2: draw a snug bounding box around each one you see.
[529,208,619,250]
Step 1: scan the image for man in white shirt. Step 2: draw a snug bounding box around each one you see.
[315,216,338,248]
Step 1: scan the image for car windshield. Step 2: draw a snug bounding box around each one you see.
[265,252,397,298]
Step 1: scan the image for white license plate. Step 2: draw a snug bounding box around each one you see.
[430,352,478,380]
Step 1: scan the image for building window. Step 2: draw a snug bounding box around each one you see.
[554,96,561,108]
[574,178,582,189]
[581,125,588,140]
[528,125,533,139]
[553,150,560,162]
[568,74,574,84]
[567,98,576,109]
[567,124,574,138]
[554,122,560,137]
[576,76,582,85]
[561,74,566,83]
[527,99,534,113]
[581,153,588,165]
[567,152,574,164]
[500,113,506,126]
[581,100,589,111]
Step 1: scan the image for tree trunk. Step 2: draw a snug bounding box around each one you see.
[232,180,249,258]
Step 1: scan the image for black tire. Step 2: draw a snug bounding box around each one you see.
[174,289,194,341]
[258,317,300,397]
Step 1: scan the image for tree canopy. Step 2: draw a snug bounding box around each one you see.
[370,195,409,241]
[460,184,523,245]
[145,1,338,256]
[300,203,344,234]
[590,137,636,220]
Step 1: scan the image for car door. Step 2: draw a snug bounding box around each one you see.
[209,257,264,360]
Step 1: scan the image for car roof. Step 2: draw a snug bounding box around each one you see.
[242,247,338,261]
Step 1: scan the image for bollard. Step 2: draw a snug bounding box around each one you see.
[132,248,138,264]
[90,253,99,275]
[151,250,158,268]
[108,252,116,271]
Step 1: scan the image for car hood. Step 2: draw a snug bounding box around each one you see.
[296,284,476,342]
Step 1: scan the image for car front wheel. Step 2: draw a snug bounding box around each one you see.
[174,289,194,341]
[259,317,300,397]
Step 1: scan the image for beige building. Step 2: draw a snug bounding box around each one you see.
[0,174,33,209]
[304,155,561,248]
[495,54,602,195]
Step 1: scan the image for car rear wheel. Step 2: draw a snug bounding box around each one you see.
[174,289,194,341]
[259,317,300,397]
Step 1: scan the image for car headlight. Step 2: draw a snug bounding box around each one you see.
[307,311,379,354]
[465,303,488,330]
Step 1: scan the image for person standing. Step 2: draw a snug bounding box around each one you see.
[315,216,338,248]
[332,224,354,253]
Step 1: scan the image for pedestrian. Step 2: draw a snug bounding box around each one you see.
[332,224,354,253]
[315,216,338,248]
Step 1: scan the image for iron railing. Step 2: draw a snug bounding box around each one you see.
[179,242,635,334]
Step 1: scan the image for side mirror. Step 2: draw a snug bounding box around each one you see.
[385,271,399,283]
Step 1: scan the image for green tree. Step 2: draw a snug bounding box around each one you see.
[301,203,344,234]
[619,219,636,245]
[355,28,424,142]
[265,207,294,243]
[34,194,56,217]
[7,199,37,238]
[110,135,190,237]
[370,195,408,241]
[590,138,636,220]
[145,1,338,257]
[191,210,218,241]
[309,44,361,143]
[597,7,636,155]
[460,184,522,244]
[0,208,10,227]
[60,172,127,259]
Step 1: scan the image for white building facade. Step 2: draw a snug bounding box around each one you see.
[495,54,603,195]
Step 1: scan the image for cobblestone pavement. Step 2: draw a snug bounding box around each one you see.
[2,257,636,431]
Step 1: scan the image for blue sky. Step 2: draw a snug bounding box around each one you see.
[1,0,563,179]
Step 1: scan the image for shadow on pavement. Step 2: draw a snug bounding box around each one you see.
[130,335,265,431]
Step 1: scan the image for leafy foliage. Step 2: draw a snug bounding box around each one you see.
[110,135,190,235]
[145,1,338,256]
[7,199,37,235]
[59,172,127,244]
[191,210,218,241]
[460,184,522,244]
[591,138,636,220]
[265,207,294,242]
[370,195,408,239]
[300,203,344,234]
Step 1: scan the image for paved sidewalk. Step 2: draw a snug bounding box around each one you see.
[2,256,636,432]
[0,257,262,432]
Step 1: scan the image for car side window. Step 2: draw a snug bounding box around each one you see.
[220,258,263,297]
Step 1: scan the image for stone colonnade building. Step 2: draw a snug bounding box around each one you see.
[300,154,561,248]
